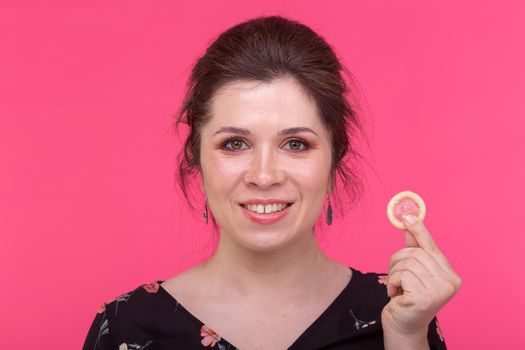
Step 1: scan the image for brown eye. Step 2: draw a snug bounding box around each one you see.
[231,140,243,149]
[222,138,248,151]
[284,139,308,151]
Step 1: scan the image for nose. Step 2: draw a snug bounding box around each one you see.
[243,146,285,189]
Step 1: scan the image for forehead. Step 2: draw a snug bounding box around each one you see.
[207,77,323,129]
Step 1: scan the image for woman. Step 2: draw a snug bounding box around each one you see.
[83,15,461,350]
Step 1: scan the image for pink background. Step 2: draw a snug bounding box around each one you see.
[1,1,524,348]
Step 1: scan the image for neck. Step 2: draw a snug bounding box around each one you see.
[200,229,336,298]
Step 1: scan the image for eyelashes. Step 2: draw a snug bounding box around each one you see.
[220,137,310,152]
[221,137,248,151]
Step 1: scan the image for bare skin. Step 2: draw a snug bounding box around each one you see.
[161,245,352,349]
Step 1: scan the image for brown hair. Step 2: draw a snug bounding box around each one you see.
[175,15,367,220]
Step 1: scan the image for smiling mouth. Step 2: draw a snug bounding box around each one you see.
[239,203,294,214]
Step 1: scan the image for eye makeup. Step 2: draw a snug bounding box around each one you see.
[219,137,311,152]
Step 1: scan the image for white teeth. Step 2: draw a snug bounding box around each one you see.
[245,203,289,214]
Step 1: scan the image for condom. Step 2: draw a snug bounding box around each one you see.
[386,190,426,229]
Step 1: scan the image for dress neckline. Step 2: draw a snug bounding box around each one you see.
[156,266,359,349]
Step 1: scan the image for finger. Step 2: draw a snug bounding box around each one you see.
[404,230,418,247]
[388,247,445,277]
[389,257,433,290]
[402,214,454,272]
[387,269,426,301]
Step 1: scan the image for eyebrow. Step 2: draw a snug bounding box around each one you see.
[213,126,319,137]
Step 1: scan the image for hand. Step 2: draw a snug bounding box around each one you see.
[381,214,462,339]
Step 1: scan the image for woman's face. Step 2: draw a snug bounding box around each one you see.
[199,77,333,251]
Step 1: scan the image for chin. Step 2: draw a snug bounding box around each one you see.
[242,230,302,253]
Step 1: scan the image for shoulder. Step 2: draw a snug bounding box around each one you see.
[84,280,164,349]
[102,280,163,311]
[349,267,388,287]
[348,267,390,309]
[99,280,165,330]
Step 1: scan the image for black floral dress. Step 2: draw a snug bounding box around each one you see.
[82,267,447,350]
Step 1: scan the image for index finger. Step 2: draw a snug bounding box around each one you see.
[402,214,454,272]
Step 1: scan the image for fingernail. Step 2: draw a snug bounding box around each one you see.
[403,214,417,225]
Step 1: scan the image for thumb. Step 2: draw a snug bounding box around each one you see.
[402,214,419,247]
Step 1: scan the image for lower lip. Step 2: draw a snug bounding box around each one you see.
[240,204,293,225]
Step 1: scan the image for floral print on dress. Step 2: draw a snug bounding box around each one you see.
[377,274,388,286]
[349,309,377,330]
[104,291,135,317]
[83,270,447,350]
[143,282,160,293]
[93,308,109,350]
[89,281,160,350]
[200,324,222,347]
[436,318,445,342]
[97,303,106,314]
[118,340,153,350]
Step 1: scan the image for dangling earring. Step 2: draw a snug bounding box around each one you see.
[203,197,208,224]
[326,196,333,225]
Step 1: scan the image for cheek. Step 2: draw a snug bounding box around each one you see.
[201,152,247,192]
[287,158,331,223]
[200,154,253,226]
[287,157,331,191]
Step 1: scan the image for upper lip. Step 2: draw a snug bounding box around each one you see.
[241,198,293,206]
